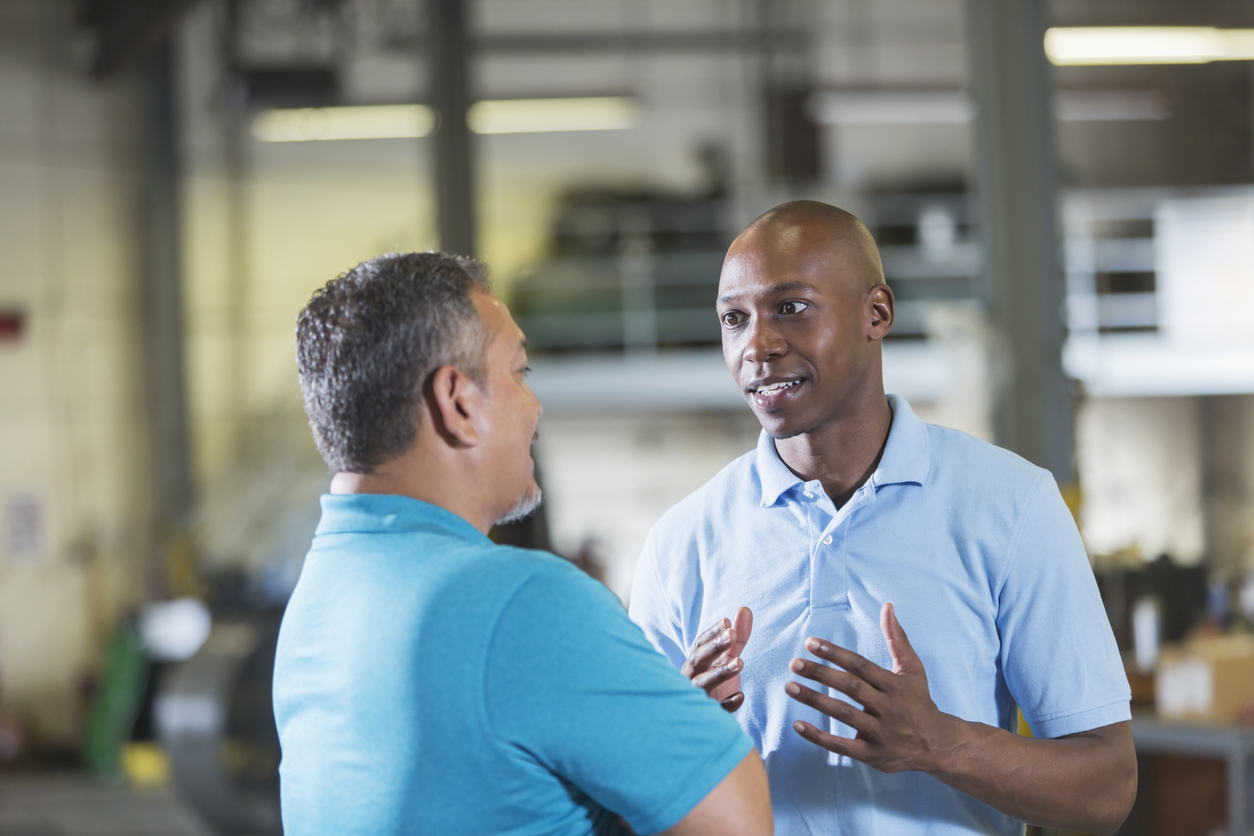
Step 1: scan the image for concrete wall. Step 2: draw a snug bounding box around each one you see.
[0,1,150,745]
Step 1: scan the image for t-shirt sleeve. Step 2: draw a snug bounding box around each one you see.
[628,533,690,671]
[997,472,1132,738]
[484,561,753,835]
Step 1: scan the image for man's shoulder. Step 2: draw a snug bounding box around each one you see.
[452,544,604,613]
[651,447,760,539]
[305,524,587,610]
[922,421,1052,496]
[489,544,604,598]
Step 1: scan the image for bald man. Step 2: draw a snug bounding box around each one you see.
[629,201,1136,836]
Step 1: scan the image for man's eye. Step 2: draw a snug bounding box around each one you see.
[780,300,810,315]
[720,311,746,328]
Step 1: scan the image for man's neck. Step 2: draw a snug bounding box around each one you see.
[329,441,496,534]
[774,390,893,509]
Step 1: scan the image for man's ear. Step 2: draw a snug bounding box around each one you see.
[425,365,484,448]
[867,283,895,341]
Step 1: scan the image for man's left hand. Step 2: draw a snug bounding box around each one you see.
[784,602,951,773]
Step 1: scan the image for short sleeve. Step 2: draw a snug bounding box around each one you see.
[997,472,1132,738]
[628,534,690,670]
[485,562,753,835]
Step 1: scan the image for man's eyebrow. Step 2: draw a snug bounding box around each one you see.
[718,281,818,304]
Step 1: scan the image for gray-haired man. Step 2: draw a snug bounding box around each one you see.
[273,252,773,836]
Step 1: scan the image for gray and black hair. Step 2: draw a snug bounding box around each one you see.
[296,251,491,473]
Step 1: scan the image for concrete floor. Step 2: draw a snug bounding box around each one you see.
[0,774,214,836]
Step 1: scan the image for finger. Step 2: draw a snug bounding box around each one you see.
[691,656,742,691]
[789,657,881,707]
[784,681,877,736]
[791,720,874,761]
[681,627,734,677]
[803,637,894,690]
[695,618,731,648]
[719,692,744,713]
[692,627,735,665]
[881,602,922,675]
[728,607,753,659]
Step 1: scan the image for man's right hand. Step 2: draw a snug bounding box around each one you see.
[681,607,753,712]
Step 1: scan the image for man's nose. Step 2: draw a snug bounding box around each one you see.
[742,317,786,363]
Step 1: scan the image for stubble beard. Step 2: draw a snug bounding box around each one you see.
[495,484,543,526]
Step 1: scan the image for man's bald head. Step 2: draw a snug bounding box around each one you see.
[730,200,885,293]
[717,199,895,441]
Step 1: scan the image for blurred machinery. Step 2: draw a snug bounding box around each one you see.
[123,426,326,834]
[511,186,982,354]
[518,183,1254,397]
[510,189,729,352]
[863,190,980,339]
[1095,556,1208,655]
[155,615,284,836]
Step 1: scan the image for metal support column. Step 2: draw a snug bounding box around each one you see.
[140,40,192,538]
[429,0,476,256]
[965,0,1074,483]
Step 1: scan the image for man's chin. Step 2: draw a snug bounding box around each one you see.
[752,407,807,441]
[495,485,543,526]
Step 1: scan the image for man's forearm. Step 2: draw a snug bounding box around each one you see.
[924,718,1136,836]
[787,617,1137,834]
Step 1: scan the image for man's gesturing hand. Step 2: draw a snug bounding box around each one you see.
[785,602,948,772]
[682,607,753,712]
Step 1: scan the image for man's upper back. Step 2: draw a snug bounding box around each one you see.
[275,493,751,836]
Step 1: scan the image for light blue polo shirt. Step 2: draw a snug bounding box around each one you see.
[274,494,752,836]
[629,395,1130,836]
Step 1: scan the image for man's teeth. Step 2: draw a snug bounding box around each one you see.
[756,380,800,394]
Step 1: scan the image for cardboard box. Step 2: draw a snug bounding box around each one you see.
[1156,634,1254,722]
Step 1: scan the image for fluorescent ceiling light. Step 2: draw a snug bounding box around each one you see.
[467,97,637,134]
[253,97,638,142]
[1045,27,1254,66]
[253,104,436,142]
[808,89,1168,125]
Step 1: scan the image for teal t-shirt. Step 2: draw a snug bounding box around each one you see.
[273,494,752,836]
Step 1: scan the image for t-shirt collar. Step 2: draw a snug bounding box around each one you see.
[314,492,490,544]
[756,393,931,507]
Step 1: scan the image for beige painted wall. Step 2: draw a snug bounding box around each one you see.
[0,1,151,744]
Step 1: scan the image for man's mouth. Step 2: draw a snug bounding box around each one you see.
[747,378,804,408]
[752,380,801,395]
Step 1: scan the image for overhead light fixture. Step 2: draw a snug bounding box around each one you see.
[252,104,435,142]
[1045,27,1254,66]
[253,97,638,142]
[807,89,1168,125]
[466,96,637,134]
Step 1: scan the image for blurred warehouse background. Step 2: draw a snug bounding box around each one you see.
[7,0,1254,833]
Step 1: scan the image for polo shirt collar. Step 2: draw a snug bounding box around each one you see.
[756,431,804,507]
[756,393,931,507]
[315,493,489,544]
[874,394,931,488]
